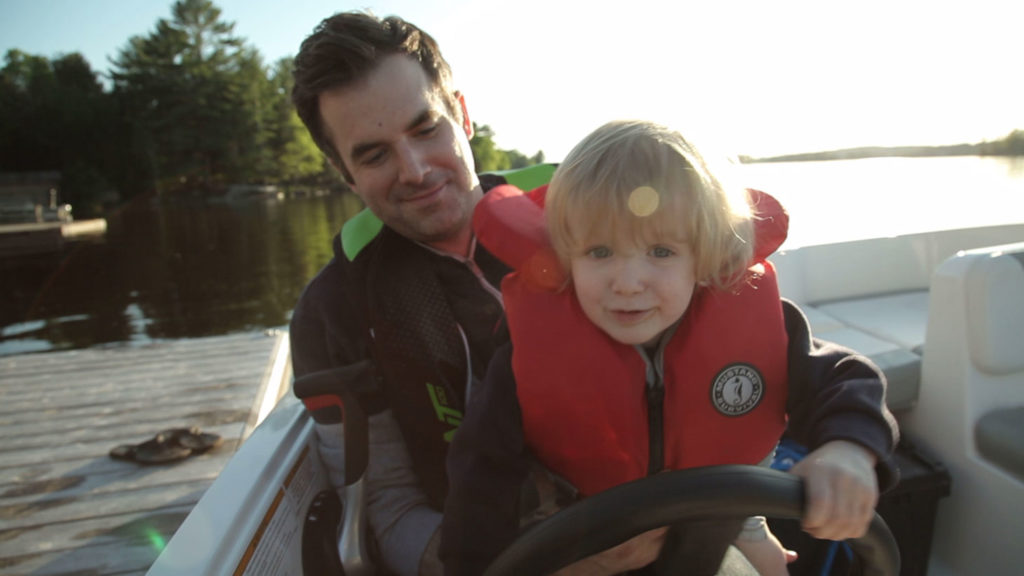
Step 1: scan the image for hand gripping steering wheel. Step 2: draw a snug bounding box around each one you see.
[482,465,900,576]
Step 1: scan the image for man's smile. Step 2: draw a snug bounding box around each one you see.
[400,181,446,205]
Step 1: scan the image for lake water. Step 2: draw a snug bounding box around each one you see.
[740,156,1024,249]
[1,156,1022,357]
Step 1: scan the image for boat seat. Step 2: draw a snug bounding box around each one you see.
[961,248,1024,482]
[897,242,1024,576]
[799,291,929,412]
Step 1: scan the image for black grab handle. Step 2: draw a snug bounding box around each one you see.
[293,361,377,486]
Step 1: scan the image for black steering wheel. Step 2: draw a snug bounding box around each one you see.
[482,465,900,576]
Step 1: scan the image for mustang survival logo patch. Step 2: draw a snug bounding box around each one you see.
[710,363,764,416]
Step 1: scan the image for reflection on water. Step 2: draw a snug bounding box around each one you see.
[739,156,1024,249]
[0,193,364,356]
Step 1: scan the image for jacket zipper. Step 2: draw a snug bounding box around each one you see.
[647,377,665,475]
[642,323,680,476]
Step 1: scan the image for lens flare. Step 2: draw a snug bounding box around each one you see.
[628,186,659,217]
[145,528,167,552]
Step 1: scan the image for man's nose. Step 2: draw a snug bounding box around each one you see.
[396,142,429,184]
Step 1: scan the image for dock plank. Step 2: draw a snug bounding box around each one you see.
[0,330,291,576]
[1,534,160,576]
[0,503,193,556]
[0,436,241,501]
[0,434,240,486]
[2,477,212,531]
[1,391,253,450]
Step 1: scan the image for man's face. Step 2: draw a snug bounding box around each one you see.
[319,55,480,255]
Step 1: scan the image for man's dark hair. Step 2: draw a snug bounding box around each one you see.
[292,12,459,182]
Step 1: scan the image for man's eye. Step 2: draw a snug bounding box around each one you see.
[650,246,675,258]
[587,246,612,259]
[360,150,387,166]
[417,123,439,137]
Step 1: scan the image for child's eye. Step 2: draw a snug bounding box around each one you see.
[416,123,439,137]
[586,246,612,259]
[650,245,675,258]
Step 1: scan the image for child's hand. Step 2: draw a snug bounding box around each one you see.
[789,440,879,540]
[734,526,798,576]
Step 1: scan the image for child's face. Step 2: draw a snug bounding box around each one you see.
[570,233,697,347]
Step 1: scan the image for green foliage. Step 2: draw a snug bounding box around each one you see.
[279,110,328,181]
[111,0,264,194]
[470,122,545,173]
[981,130,1024,156]
[103,0,338,197]
[264,57,326,184]
[470,123,509,172]
[1,0,540,209]
[0,49,117,213]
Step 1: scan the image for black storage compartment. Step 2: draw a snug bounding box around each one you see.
[875,439,952,576]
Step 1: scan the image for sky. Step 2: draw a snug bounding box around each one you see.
[2,0,1023,161]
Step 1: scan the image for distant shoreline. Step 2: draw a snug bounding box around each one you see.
[740,134,1024,164]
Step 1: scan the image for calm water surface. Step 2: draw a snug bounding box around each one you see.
[1,156,1021,357]
[1,194,364,356]
[741,156,1024,248]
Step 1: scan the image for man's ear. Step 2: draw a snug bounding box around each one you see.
[456,91,473,139]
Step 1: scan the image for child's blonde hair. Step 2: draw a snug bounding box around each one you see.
[545,120,754,290]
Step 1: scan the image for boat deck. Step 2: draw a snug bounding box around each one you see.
[0,330,291,576]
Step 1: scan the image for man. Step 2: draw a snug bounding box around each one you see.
[289,12,511,576]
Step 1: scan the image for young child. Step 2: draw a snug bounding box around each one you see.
[440,120,898,576]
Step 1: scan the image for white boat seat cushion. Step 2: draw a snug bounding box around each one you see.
[800,292,929,412]
[816,292,929,354]
[966,250,1024,375]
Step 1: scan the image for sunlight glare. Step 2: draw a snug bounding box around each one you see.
[628,186,660,217]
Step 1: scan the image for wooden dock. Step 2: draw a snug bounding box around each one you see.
[0,219,108,256]
[0,330,292,576]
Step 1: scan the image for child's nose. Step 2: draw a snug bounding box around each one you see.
[611,259,646,294]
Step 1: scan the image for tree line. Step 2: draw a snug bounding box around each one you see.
[0,0,542,216]
[740,130,1024,164]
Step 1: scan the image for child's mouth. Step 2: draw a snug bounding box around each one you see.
[610,309,652,324]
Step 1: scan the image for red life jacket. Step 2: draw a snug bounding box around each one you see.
[475,185,791,497]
